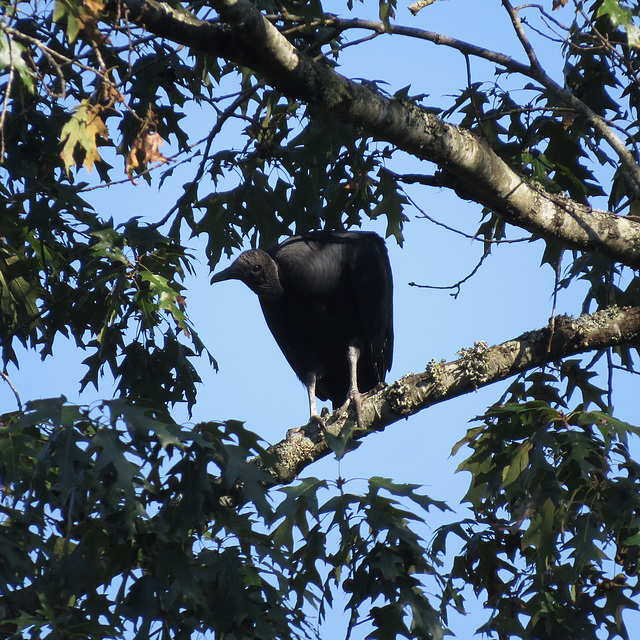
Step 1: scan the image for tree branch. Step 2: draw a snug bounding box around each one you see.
[502,0,640,197]
[256,306,640,484]
[318,16,533,77]
[111,0,640,268]
[280,7,640,196]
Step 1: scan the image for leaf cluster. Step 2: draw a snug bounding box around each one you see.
[0,397,302,638]
[0,397,450,639]
[172,92,407,266]
[0,207,212,412]
[273,475,450,639]
[435,396,640,639]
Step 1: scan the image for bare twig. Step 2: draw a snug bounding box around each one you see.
[503,0,542,71]
[400,183,531,244]
[545,249,562,360]
[319,15,534,77]
[408,248,489,298]
[314,32,380,62]
[0,370,22,411]
[464,53,488,139]
[515,4,571,33]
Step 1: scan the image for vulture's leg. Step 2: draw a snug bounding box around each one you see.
[305,372,326,426]
[288,373,323,438]
[342,344,364,426]
[306,373,318,420]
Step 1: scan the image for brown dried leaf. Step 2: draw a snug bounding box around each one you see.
[101,75,125,105]
[77,12,108,44]
[84,0,105,11]
[562,113,575,130]
[125,131,168,184]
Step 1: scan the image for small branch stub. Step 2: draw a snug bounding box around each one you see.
[408,0,436,16]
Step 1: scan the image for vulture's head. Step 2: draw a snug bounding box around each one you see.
[211,249,284,299]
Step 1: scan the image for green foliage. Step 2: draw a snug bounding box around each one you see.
[1,0,640,638]
[0,399,448,639]
[274,475,448,640]
[434,398,640,639]
[0,212,212,413]
[174,98,407,264]
[0,398,304,638]
[0,33,34,93]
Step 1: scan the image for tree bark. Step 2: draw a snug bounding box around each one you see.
[252,306,640,484]
[113,0,640,268]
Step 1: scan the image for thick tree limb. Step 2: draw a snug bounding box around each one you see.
[113,0,640,268]
[257,306,640,484]
[502,0,640,196]
[323,9,640,195]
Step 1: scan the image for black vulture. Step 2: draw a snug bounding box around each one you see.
[211,231,394,423]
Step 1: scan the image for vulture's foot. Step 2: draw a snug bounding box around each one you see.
[308,406,330,426]
[287,411,327,442]
[337,392,365,428]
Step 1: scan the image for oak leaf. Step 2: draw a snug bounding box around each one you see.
[125,131,168,184]
[59,102,109,173]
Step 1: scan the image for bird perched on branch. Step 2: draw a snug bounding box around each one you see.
[211,231,394,424]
